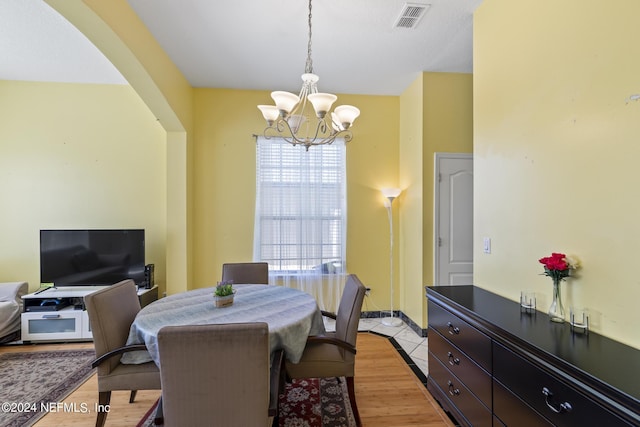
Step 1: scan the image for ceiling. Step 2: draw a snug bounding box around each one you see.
[0,0,483,96]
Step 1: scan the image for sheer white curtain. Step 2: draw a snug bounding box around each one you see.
[253,136,347,312]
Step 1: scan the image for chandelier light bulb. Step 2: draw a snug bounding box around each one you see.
[271,91,300,116]
[287,115,307,134]
[257,105,279,125]
[308,93,337,118]
[333,105,360,129]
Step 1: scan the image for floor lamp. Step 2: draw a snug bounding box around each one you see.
[381,188,402,327]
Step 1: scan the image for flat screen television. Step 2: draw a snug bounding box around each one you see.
[40,229,145,286]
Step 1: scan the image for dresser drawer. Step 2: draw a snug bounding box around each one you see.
[494,378,553,426]
[428,300,491,371]
[428,351,492,427]
[428,327,491,408]
[493,341,633,427]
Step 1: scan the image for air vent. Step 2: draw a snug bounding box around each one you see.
[393,3,431,29]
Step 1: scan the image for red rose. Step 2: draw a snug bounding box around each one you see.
[539,253,568,271]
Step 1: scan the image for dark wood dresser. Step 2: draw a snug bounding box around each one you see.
[425,285,639,427]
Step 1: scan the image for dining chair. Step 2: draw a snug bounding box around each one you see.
[285,274,367,427]
[84,279,161,427]
[157,322,283,427]
[221,262,269,284]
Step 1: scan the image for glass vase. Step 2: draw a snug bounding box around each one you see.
[548,278,565,322]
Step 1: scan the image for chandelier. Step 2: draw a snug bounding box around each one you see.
[257,0,360,151]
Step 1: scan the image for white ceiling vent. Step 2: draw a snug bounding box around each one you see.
[393,3,431,29]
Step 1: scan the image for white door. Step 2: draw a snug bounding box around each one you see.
[434,153,473,285]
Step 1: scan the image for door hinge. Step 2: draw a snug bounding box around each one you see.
[438,237,442,246]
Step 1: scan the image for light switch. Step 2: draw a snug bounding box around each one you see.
[483,237,491,254]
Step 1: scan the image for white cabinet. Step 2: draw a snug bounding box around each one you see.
[21,308,89,341]
[21,285,157,343]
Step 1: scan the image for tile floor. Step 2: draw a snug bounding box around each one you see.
[323,316,429,385]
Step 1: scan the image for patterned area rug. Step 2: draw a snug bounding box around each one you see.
[279,377,356,427]
[0,349,95,427]
[137,377,356,427]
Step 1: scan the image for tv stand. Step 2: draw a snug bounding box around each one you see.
[21,285,158,343]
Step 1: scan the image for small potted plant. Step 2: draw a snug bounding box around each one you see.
[213,280,235,307]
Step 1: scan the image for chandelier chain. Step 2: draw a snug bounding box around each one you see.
[305,0,313,74]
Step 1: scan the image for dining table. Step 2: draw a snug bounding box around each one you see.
[120,284,326,366]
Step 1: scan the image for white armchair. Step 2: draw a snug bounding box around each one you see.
[0,281,28,343]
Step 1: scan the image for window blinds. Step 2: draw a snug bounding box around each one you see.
[253,137,346,274]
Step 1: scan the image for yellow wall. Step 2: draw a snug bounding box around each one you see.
[192,88,400,310]
[398,73,474,328]
[422,72,474,293]
[49,0,195,295]
[0,81,167,293]
[474,0,640,348]
[192,89,262,288]
[399,76,424,324]
[343,93,400,311]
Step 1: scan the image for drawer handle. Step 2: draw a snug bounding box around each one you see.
[447,351,460,366]
[42,314,61,319]
[542,387,573,414]
[447,380,460,397]
[447,322,460,335]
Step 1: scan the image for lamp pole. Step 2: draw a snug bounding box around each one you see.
[381,188,402,327]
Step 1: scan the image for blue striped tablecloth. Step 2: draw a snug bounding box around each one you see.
[121,284,325,366]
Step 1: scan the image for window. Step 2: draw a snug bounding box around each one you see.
[253,137,346,275]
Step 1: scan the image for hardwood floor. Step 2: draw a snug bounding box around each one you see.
[356,333,454,427]
[2,333,454,426]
